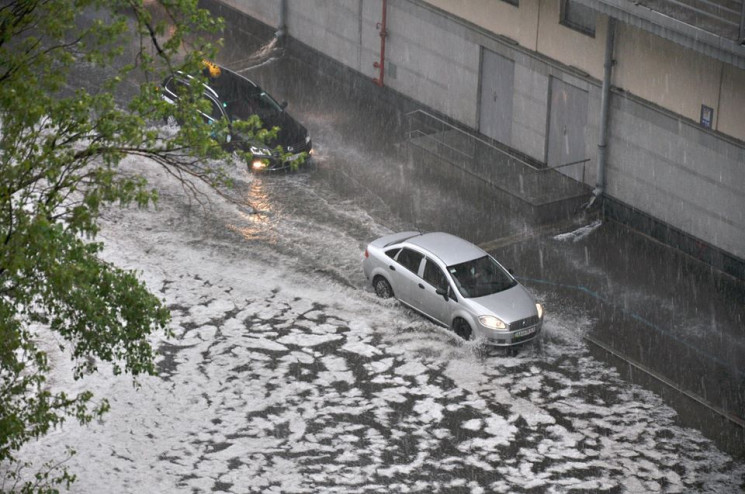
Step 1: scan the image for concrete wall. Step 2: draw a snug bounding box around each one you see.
[215,0,745,265]
[606,96,745,260]
[424,0,540,50]
[220,0,278,27]
[384,1,480,126]
[535,0,607,81]
[719,65,745,142]
[613,23,723,128]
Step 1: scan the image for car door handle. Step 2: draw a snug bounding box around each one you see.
[389,265,396,271]
[418,283,424,289]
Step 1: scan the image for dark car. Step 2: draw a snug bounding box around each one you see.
[160,62,312,170]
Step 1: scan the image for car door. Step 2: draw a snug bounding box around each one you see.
[389,248,424,306]
[412,258,453,325]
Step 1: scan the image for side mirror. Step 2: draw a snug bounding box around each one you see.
[436,287,448,301]
[280,101,288,109]
[507,268,515,276]
[437,286,456,302]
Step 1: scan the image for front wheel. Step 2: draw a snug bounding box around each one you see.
[373,276,393,299]
[453,318,472,341]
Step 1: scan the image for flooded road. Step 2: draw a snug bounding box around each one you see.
[42,147,735,493]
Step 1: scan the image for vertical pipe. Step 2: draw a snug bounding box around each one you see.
[595,17,616,200]
[373,0,388,86]
[276,0,287,42]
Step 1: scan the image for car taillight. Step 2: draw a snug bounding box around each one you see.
[364,248,369,258]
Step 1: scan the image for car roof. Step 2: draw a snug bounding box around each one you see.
[406,232,486,266]
[207,66,261,98]
[171,65,261,100]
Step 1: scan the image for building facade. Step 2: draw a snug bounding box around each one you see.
[219,0,745,278]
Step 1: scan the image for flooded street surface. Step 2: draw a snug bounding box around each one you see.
[17,154,740,492]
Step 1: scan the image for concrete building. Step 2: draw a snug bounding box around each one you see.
[217,0,745,279]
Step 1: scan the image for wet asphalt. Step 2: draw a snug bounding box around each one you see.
[200,1,745,458]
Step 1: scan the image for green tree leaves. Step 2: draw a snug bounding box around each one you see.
[0,0,245,490]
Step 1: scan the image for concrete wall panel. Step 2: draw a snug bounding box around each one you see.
[512,63,549,163]
[220,0,279,26]
[606,100,745,259]
[613,24,722,126]
[718,65,745,142]
[536,0,606,81]
[286,0,364,71]
[423,0,540,50]
[384,1,480,126]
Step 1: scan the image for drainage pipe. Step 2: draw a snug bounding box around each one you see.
[594,17,616,200]
[275,0,287,42]
[373,0,388,87]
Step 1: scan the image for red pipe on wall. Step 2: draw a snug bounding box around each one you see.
[373,0,388,87]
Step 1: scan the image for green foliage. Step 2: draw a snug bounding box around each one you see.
[0,0,274,490]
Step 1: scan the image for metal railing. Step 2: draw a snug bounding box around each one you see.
[406,109,593,185]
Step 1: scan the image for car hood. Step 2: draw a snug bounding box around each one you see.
[231,110,308,153]
[261,110,308,149]
[466,283,537,324]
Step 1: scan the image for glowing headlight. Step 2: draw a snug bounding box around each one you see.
[536,303,544,319]
[252,160,269,170]
[478,315,507,330]
[249,145,272,157]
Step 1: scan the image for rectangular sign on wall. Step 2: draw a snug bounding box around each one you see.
[700,105,713,129]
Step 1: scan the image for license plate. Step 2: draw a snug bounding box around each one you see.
[287,152,304,162]
[513,326,537,338]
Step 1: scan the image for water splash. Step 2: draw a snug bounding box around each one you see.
[233,37,282,73]
[553,220,602,243]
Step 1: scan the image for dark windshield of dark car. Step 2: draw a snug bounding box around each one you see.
[208,72,284,120]
[222,92,284,121]
[448,256,516,298]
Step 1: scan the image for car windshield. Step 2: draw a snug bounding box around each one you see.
[223,91,284,121]
[448,255,516,298]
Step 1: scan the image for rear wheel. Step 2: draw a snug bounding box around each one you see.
[373,276,393,299]
[453,318,472,341]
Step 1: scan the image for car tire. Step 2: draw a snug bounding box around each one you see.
[453,318,472,341]
[373,276,393,299]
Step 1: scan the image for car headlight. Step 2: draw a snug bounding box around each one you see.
[478,315,507,330]
[536,303,544,319]
[251,160,269,170]
[249,145,272,157]
[305,135,311,144]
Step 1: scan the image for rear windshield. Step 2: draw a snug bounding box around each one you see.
[448,255,516,298]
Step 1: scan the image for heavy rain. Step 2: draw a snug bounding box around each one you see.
[7,0,745,492]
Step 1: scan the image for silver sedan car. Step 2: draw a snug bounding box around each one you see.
[362,231,543,347]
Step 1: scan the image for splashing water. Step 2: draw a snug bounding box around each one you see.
[233,37,282,72]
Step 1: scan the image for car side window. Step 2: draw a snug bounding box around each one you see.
[396,248,424,274]
[202,96,224,123]
[423,259,448,291]
[385,248,400,260]
[166,78,193,98]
